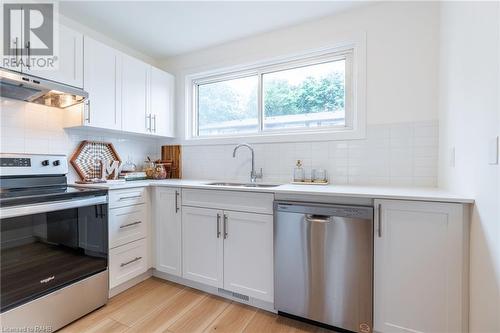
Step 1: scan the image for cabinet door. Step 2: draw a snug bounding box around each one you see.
[373,200,466,333]
[182,206,223,288]
[83,36,121,130]
[154,187,182,276]
[27,25,83,88]
[122,54,149,134]
[223,211,273,302]
[150,67,174,137]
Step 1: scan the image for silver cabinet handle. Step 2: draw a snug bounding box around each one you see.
[377,203,382,238]
[26,41,31,69]
[305,214,331,223]
[175,190,180,213]
[152,114,157,132]
[216,213,221,238]
[119,221,141,229]
[84,100,91,123]
[14,37,19,64]
[118,194,142,201]
[145,114,152,132]
[120,256,142,267]
[223,214,228,239]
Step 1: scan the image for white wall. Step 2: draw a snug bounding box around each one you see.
[162,1,440,185]
[438,2,500,332]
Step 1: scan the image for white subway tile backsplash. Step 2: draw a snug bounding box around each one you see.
[0,98,163,182]
[182,121,439,187]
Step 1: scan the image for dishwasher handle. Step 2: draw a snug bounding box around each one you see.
[305,214,331,223]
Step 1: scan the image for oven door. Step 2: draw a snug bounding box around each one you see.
[0,195,108,313]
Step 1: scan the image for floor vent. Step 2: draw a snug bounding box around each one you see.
[217,288,250,302]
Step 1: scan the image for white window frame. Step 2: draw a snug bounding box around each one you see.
[185,33,366,144]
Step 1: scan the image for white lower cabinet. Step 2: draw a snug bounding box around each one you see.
[182,206,223,287]
[109,205,147,249]
[109,238,148,289]
[108,187,150,290]
[180,190,274,302]
[373,199,468,333]
[154,187,182,276]
[223,211,273,302]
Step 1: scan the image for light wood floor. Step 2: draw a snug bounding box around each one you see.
[59,277,334,333]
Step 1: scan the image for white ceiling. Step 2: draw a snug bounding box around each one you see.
[59,1,368,59]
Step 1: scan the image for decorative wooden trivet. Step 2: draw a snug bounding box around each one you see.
[70,140,121,181]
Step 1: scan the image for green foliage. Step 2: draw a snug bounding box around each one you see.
[198,72,345,126]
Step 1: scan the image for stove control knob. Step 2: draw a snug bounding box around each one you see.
[41,160,50,166]
[53,160,60,166]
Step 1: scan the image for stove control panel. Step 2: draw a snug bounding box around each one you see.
[0,154,68,176]
[0,158,31,167]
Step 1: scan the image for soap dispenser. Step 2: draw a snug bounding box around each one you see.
[293,160,305,182]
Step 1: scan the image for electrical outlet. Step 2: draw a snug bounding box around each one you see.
[489,136,499,165]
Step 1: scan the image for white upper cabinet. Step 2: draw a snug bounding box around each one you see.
[6,23,84,88]
[121,54,149,135]
[154,187,182,276]
[83,36,121,130]
[373,199,468,333]
[61,31,175,137]
[149,67,175,137]
[27,25,84,88]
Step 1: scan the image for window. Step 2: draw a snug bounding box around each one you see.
[188,39,365,143]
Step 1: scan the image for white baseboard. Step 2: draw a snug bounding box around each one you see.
[153,269,276,313]
[109,269,153,298]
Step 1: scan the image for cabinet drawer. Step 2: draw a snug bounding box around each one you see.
[109,238,148,289]
[182,189,274,214]
[109,205,147,248]
[109,187,147,208]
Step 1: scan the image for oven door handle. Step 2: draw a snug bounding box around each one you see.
[0,196,108,219]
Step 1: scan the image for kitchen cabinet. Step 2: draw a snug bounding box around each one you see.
[62,33,174,137]
[122,54,149,134]
[149,67,175,137]
[223,210,273,302]
[373,199,468,333]
[3,22,84,88]
[108,187,150,290]
[182,206,224,288]
[181,190,274,302]
[27,25,83,88]
[82,36,121,130]
[154,187,182,276]
[109,238,148,289]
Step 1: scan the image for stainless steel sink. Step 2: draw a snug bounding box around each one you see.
[206,182,280,188]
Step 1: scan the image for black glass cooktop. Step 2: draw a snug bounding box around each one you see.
[0,186,107,207]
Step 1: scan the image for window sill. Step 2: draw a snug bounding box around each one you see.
[183,127,366,146]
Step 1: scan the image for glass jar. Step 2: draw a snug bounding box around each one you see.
[144,161,155,179]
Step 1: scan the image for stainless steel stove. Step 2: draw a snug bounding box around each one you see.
[0,153,109,332]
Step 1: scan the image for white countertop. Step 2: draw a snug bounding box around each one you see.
[73,179,474,204]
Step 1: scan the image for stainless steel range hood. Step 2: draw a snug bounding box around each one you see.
[0,68,88,108]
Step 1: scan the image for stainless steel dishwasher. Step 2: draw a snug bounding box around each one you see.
[274,201,373,333]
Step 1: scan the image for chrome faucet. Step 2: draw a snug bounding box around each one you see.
[232,143,263,183]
